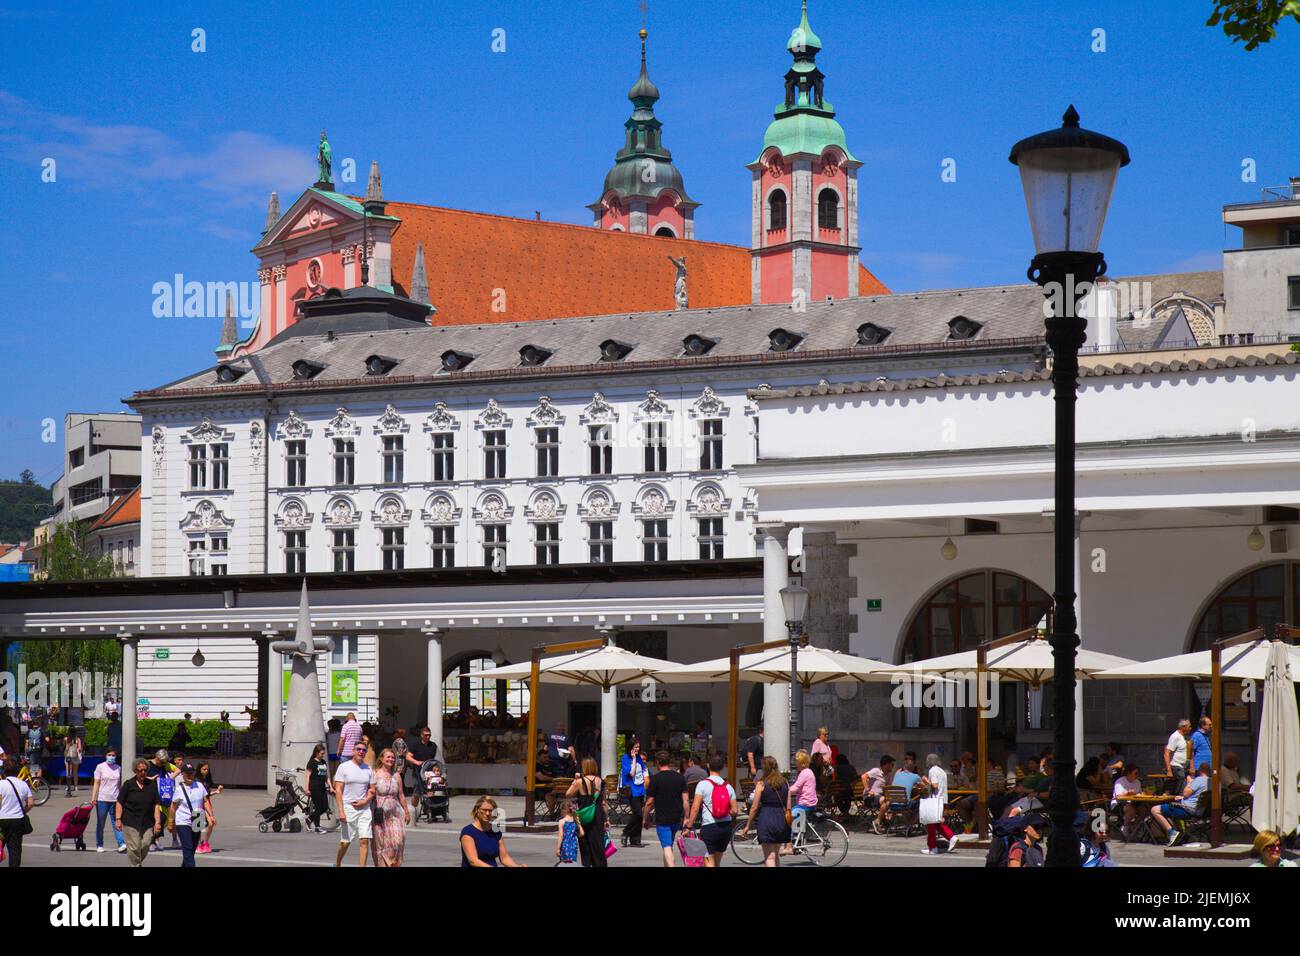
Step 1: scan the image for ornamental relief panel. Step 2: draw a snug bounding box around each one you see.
[373,404,409,435]
[180,500,235,532]
[274,499,313,529]
[371,495,412,527]
[421,493,461,524]
[473,491,514,523]
[423,401,460,433]
[578,487,620,519]
[277,411,312,440]
[580,392,618,425]
[525,489,566,520]
[632,486,675,516]
[325,407,359,438]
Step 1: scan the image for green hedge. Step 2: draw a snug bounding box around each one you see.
[82,718,244,753]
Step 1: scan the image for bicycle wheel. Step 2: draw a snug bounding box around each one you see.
[30,776,51,807]
[805,817,849,867]
[729,820,765,865]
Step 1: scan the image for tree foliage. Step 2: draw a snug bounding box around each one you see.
[1208,0,1300,49]
[0,478,51,542]
[17,521,121,678]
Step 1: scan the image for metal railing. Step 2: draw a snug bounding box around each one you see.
[1259,182,1300,202]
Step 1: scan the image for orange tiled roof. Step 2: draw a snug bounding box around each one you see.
[90,486,140,531]
[385,202,889,326]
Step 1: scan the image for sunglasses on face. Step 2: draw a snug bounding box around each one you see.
[1266,843,1281,852]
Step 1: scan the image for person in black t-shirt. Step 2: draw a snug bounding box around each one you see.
[405,726,438,778]
[742,731,764,781]
[644,751,688,867]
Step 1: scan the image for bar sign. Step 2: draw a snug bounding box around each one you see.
[154,648,170,660]
[866,599,882,612]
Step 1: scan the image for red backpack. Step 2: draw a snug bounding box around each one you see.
[708,776,732,820]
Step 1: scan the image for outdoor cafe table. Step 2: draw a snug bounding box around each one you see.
[1115,794,1168,843]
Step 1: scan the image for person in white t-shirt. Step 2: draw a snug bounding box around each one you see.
[1163,719,1190,795]
[333,741,376,867]
[920,753,959,855]
[170,764,213,868]
[0,759,34,867]
[1111,764,1143,831]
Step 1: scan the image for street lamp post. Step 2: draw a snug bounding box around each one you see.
[780,583,810,768]
[1010,105,1129,867]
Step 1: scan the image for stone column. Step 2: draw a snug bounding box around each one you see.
[597,625,619,778]
[118,633,137,764]
[762,531,790,770]
[264,629,282,793]
[423,627,445,759]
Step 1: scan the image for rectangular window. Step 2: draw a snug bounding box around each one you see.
[187,538,206,576]
[68,447,85,470]
[284,530,306,574]
[332,528,355,572]
[589,425,612,475]
[285,440,306,487]
[209,443,229,489]
[535,522,559,565]
[536,427,559,478]
[1285,226,1300,246]
[381,527,405,570]
[643,519,668,562]
[333,438,355,486]
[432,525,456,568]
[483,523,507,566]
[210,562,228,576]
[699,419,723,470]
[432,433,455,482]
[382,436,405,484]
[1290,276,1300,310]
[188,445,207,490]
[643,421,668,473]
[484,430,506,479]
[588,521,613,564]
[331,636,358,666]
[698,517,724,560]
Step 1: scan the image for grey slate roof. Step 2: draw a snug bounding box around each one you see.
[135,271,1222,399]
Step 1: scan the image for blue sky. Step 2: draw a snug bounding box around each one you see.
[0,0,1297,485]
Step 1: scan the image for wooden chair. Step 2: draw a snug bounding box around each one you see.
[879,784,921,837]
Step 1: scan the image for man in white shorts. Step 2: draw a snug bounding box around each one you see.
[333,741,375,867]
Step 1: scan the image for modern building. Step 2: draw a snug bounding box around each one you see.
[49,412,142,525]
[1222,177,1300,343]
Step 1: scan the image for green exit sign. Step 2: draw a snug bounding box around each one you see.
[154,648,171,660]
[866,599,882,612]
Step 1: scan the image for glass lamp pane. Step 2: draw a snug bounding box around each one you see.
[1016,147,1121,254]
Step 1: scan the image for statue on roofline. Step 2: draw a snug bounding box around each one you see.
[667,255,687,310]
[316,130,333,188]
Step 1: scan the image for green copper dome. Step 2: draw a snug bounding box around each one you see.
[787,0,822,53]
[761,111,855,162]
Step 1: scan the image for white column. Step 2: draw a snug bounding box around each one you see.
[599,626,619,778]
[264,630,282,793]
[119,634,137,764]
[762,532,790,770]
[423,627,444,759]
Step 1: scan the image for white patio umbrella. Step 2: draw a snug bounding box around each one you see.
[1251,641,1300,837]
[1093,641,1300,682]
[657,644,931,687]
[890,634,1138,684]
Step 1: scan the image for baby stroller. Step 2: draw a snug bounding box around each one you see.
[50,804,92,851]
[257,767,309,833]
[414,759,450,824]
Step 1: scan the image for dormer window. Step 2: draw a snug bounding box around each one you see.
[856,323,891,347]
[683,334,717,357]
[365,355,398,376]
[947,316,983,341]
[519,344,553,367]
[216,364,247,384]
[600,339,634,362]
[441,350,474,372]
[291,360,325,380]
[768,328,803,352]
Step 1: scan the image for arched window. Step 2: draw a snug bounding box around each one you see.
[654,225,676,238]
[901,570,1050,663]
[817,188,839,230]
[1189,562,1300,651]
[442,655,530,721]
[768,191,787,231]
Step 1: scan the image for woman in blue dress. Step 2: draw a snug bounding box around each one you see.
[739,756,792,867]
[460,795,525,867]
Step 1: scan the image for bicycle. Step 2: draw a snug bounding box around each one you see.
[16,757,51,807]
[731,809,849,867]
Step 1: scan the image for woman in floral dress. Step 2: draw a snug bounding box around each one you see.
[372,749,410,867]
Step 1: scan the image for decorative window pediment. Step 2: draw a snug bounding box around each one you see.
[526,396,565,428]
[324,407,359,438]
[525,489,566,521]
[473,491,514,523]
[580,392,618,425]
[632,486,675,516]
[322,496,359,528]
[475,398,512,430]
[423,401,460,433]
[687,483,731,516]
[183,416,234,443]
[277,411,312,440]
[688,385,729,419]
[578,487,620,519]
[634,389,673,422]
[422,493,462,525]
[373,403,409,435]
[273,498,313,529]
[371,494,412,527]
[179,500,235,533]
